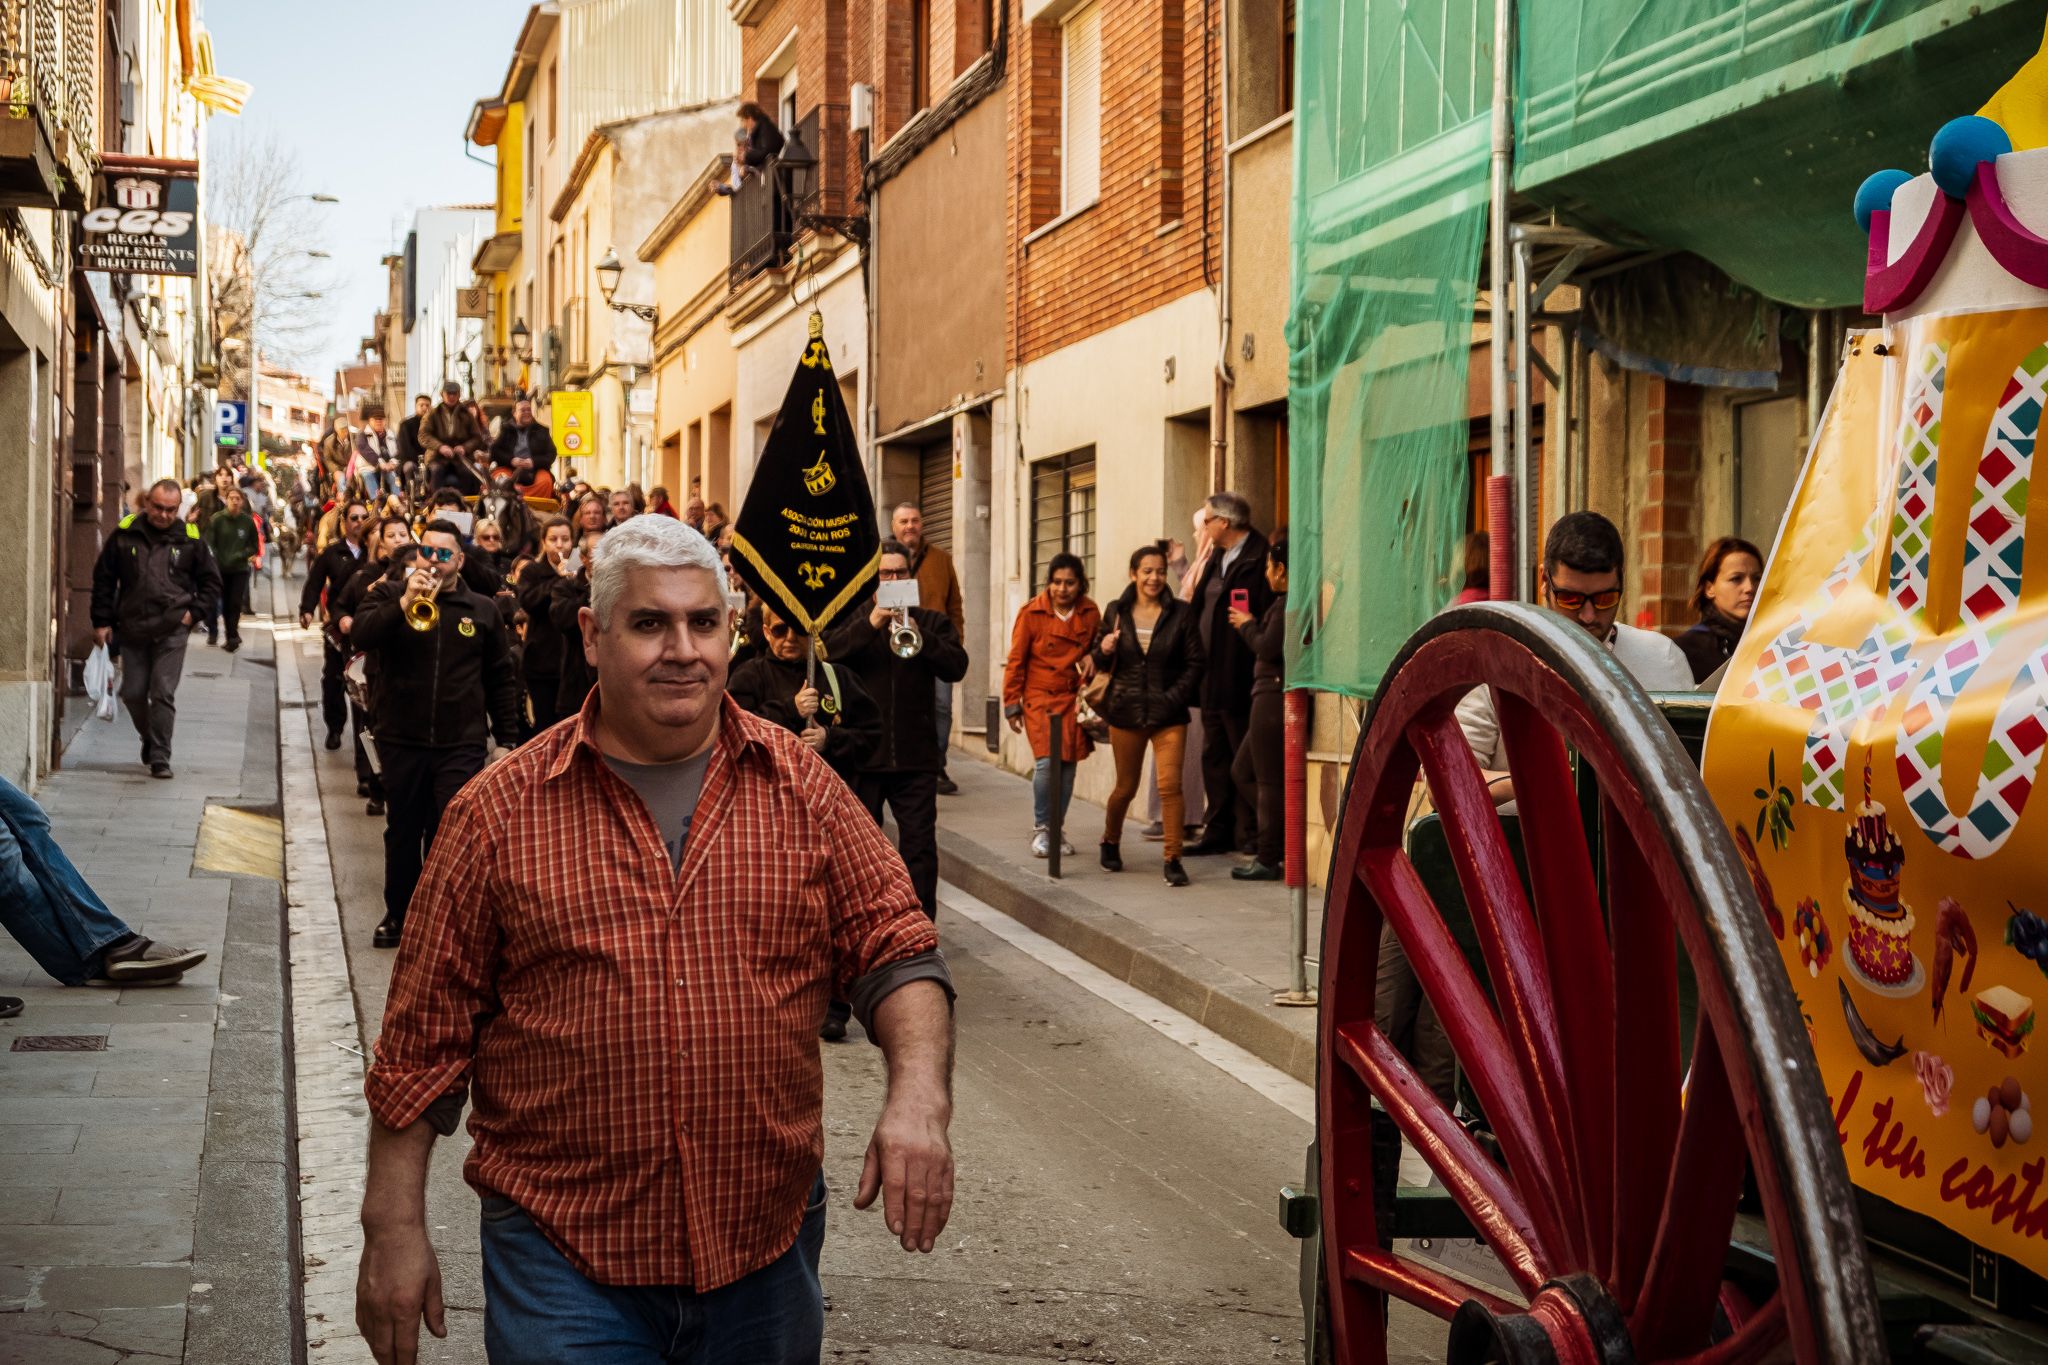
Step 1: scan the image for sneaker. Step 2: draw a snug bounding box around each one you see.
[149,761,173,780]
[323,728,342,751]
[100,938,208,982]
[1139,820,1166,841]
[1232,860,1283,882]
[1031,828,1050,859]
[820,1016,848,1042]
[935,773,959,796]
[1100,841,1122,872]
[1163,859,1190,887]
[366,797,385,817]
[372,917,404,949]
[224,639,240,653]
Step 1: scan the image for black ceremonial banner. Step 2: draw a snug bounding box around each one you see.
[731,316,880,634]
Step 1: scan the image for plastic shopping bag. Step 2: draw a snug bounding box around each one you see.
[83,644,116,722]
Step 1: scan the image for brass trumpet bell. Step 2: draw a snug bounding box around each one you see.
[405,595,440,633]
[889,609,922,659]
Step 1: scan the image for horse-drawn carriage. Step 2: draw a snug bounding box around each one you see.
[1283,105,2048,1364]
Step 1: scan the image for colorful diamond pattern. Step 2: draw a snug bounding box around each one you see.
[1894,342,2048,859]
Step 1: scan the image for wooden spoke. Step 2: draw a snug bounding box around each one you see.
[1605,794,1683,1313]
[1669,1294,1790,1365]
[1356,847,1579,1259]
[1631,1019,1752,1356]
[1496,687,1616,1275]
[1409,709,1587,1265]
[1333,1019,1552,1294]
[1341,1244,1519,1322]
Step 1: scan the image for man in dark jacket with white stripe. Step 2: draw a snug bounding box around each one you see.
[90,479,221,779]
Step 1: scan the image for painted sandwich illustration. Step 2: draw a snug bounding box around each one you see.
[1973,985,2037,1059]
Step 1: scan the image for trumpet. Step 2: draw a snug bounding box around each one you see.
[889,607,923,659]
[404,569,444,633]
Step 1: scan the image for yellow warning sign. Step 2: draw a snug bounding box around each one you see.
[551,390,595,458]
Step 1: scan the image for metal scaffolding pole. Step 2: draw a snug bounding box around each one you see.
[1487,0,1517,601]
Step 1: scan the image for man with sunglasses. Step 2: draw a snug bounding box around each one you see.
[302,499,374,750]
[1456,511,1693,798]
[351,521,523,949]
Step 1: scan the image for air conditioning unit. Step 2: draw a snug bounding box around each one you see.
[850,83,873,134]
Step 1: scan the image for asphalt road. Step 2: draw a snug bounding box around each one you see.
[288,632,1445,1363]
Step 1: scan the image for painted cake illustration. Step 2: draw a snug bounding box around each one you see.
[1844,767,1916,989]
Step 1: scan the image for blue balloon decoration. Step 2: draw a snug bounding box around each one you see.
[1929,115,2013,198]
[1854,169,1913,233]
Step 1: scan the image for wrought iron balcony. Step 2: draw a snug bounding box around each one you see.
[0,0,96,209]
[727,103,863,293]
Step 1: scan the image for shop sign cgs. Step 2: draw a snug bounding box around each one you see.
[79,172,199,276]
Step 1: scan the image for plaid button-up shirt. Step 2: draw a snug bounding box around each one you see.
[364,693,936,1289]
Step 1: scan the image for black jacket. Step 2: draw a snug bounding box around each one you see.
[728,653,879,786]
[350,574,522,749]
[517,558,566,684]
[1677,606,1745,684]
[1238,596,1286,697]
[397,414,426,463]
[824,604,969,772]
[550,571,595,715]
[1191,529,1274,712]
[1089,589,1205,731]
[301,537,369,618]
[490,420,557,474]
[91,514,222,642]
[742,117,786,169]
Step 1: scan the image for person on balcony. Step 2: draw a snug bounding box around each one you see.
[715,103,786,197]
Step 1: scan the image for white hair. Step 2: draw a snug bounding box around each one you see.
[589,514,734,626]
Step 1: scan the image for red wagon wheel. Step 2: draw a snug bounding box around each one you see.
[1318,605,1883,1364]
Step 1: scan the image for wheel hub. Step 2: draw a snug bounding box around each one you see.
[1445,1275,1637,1365]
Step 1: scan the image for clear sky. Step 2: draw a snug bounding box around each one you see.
[203,0,529,382]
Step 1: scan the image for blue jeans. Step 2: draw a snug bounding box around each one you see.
[1032,757,1078,830]
[0,776,134,985]
[359,469,386,501]
[479,1174,827,1364]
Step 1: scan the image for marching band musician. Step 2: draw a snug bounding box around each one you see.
[824,540,968,923]
[351,520,523,950]
[728,601,881,791]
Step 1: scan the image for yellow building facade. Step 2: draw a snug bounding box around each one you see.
[642,156,737,511]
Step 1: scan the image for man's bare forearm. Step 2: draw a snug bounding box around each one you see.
[870,979,954,1109]
[362,1119,437,1232]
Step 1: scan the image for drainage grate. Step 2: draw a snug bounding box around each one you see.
[10,1035,109,1052]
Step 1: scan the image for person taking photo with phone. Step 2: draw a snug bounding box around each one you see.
[1184,492,1273,860]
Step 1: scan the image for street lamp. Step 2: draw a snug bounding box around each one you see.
[594,246,656,324]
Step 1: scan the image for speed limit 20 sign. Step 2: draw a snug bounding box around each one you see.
[80,167,200,277]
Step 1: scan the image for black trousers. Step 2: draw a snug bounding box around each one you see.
[1232,692,1284,867]
[855,770,939,920]
[219,568,251,644]
[379,740,486,923]
[525,675,563,738]
[1199,704,1253,850]
[352,704,383,799]
[320,641,348,737]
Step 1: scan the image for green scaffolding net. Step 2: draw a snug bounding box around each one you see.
[1285,0,1493,698]
[1287,0,2042,699]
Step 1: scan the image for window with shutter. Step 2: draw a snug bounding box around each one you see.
[1060,2,1101,213]
[918,444,954,552]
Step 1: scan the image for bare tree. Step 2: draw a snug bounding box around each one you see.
[207,126,336,382]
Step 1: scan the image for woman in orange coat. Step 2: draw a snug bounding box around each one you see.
[1002,552,1100,858]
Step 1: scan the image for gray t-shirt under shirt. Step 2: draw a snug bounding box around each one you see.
[604,747,715,868]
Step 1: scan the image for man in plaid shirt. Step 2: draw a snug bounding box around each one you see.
[355,515,957,1364]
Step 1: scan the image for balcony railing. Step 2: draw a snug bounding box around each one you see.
[728,103,862,292]
[0,0,95,208]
